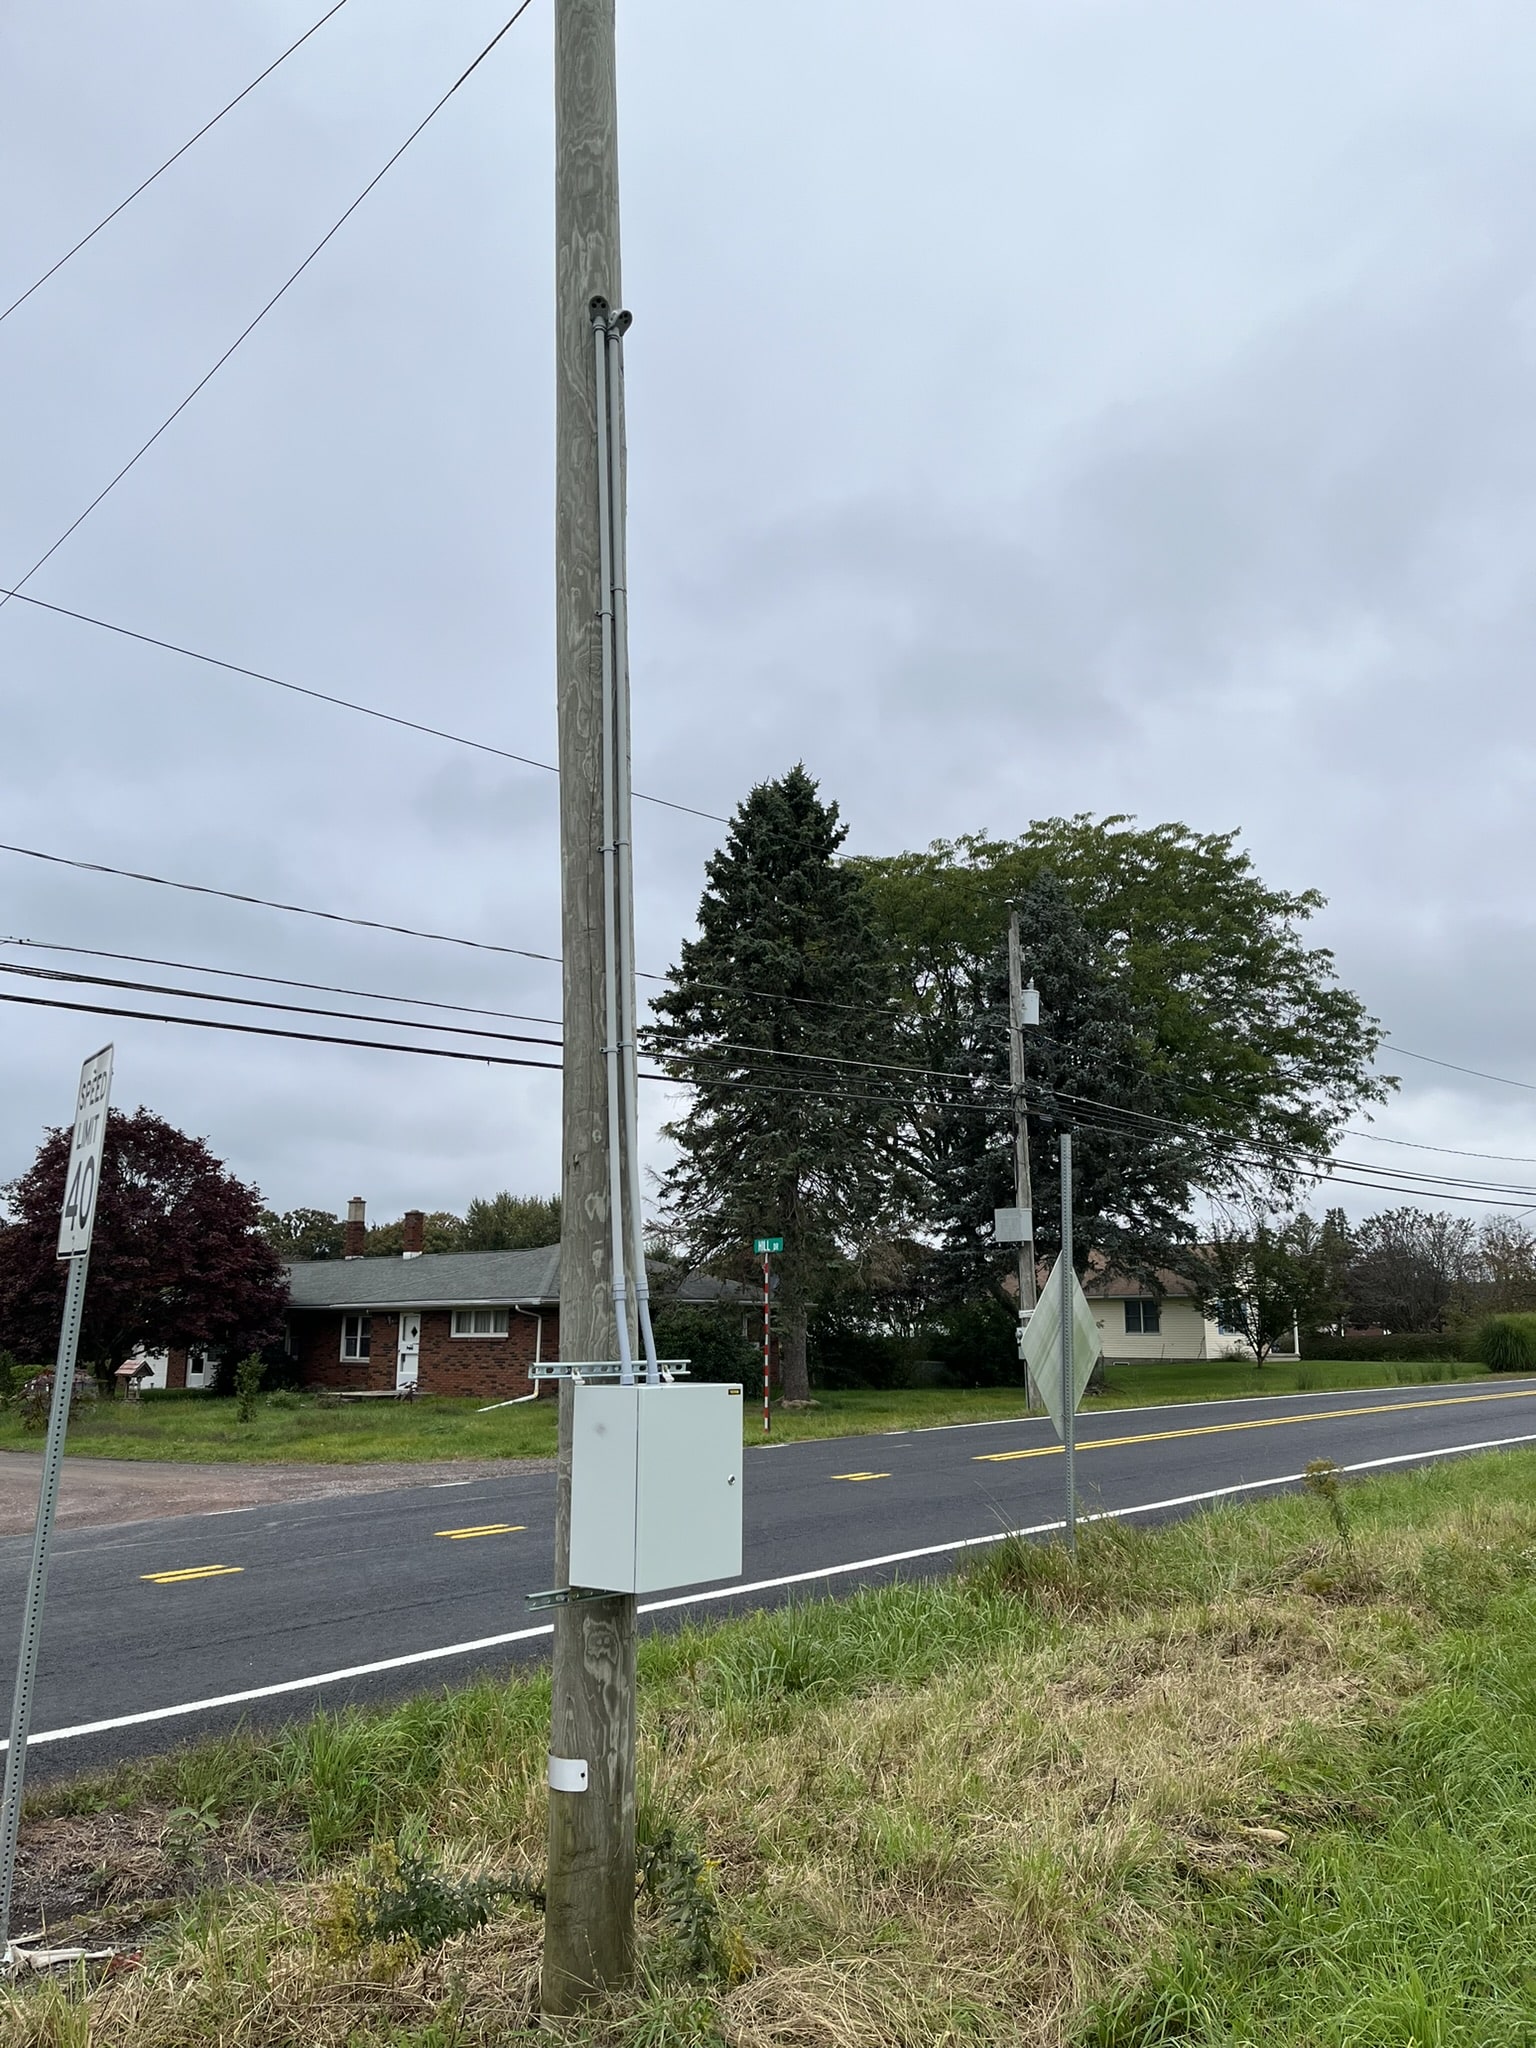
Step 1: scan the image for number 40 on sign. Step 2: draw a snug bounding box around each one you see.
[58,1045,113,1258]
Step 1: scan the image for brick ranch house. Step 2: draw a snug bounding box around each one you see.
[132,1203,757,1396]
[282,1204,751,1399]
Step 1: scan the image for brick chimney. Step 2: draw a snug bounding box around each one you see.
[402,1209,425,1259]
[343,1196,366,1261]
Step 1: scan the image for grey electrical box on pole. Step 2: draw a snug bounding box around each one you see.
[0,1044,113,1968]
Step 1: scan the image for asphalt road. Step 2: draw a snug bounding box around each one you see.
[7,1374,1536,1779]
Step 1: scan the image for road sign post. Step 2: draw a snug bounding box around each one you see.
[753,1238,782,1434]
[1059,1130,1076,1552]
[1018,1132,1098,1557]
[0,1044,113,1966]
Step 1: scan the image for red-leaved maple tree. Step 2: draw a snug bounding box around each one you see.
[0,1108,287,1381]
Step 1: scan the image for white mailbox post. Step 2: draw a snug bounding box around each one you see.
[568,1382,743,1595]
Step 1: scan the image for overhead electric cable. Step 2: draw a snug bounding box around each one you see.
[0,840,563,966]
[0,0,537,612]
[0,960,564,1051]
[0,937,566,1029]
[0,841,898,1010]
[1381,1042,1536,1095]
[3,978,1531,1207]
[0,585,727,822]
[0,0,352,327]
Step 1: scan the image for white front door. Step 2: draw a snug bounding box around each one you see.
[396,1314,421,1391]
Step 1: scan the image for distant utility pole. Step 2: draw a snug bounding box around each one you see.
[545,0,634,2011]
[1007,909,1040,1400]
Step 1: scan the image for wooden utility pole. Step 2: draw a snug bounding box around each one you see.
[1007,908,1039,1404]
[544,0,635,2011]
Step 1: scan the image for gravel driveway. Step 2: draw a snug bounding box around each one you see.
[0,1453,532,1534]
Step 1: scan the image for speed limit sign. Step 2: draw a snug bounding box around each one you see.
[56,1045,113,1259]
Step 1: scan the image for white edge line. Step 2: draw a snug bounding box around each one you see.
[16,1430,1536,1752]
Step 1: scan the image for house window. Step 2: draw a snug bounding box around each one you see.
[341,1315,372,1361]
[1217,1306,1245,1336]
[1123,1299,1161,1335]
[452,1309,510,1338]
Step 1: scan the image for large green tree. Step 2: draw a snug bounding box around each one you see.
[650,767,901,1401]
[856,816,1389,1288]
[899,870,1196,1296]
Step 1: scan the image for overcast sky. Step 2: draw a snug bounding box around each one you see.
[2,0,1534,1229]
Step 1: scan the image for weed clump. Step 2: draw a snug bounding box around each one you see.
[324,1836,541,1956]
[639,1825,752,1985]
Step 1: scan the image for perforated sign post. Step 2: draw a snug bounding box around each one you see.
[0,1045,113,1965]
[1018,1132,1100,1554]
[753,1237,782,1434]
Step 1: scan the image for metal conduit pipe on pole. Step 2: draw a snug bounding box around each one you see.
[592,301,632,1382]
[602,309,660,1383]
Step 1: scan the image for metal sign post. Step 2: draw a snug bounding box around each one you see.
[1059,1130,1076,1553]
[0,1045,112,1966]
[753,1237,782,1434]
[1018,1133,1097,1558]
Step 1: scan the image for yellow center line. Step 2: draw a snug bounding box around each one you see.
[974,1385,1536,1463]
[832,1472,891,1483]
[435,1523,527,1540]
[141,1565,244,1584]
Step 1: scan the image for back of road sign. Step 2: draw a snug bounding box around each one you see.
[1021,1255,1101,1442]
[569,1382,743,1594]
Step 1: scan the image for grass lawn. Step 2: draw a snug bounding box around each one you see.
[7,1448,1536,2044]
[0,1356,1492,1467]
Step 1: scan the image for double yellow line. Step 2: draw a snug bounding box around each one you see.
[974,1384,1536,1464]
[141,1564,244,1585]
[435,1522,526,1541]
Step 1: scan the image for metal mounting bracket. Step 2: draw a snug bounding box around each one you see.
[526,1585,614,1612]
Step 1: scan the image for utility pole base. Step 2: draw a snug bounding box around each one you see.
[541,1589,637,2011]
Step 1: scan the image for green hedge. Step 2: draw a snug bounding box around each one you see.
[1301,1330,1467,1363]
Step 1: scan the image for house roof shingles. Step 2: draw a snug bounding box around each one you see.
[283,1247,753,1313]
[285,1246,561,1312]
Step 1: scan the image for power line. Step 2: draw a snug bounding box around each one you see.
[0,1,538,613]
[0,840,564,967]
[0,986,564,1076]
[0,1,352,327]
[9,853,1534,1153]
[1381,1041,1536,1096]
[0,585,727,823]
[0,960,564,1053]
[1336,1129,1536,1168]
[0,840,896,1013]
[1043,1084,1536,1202]
[0,937,566,1030]
[0,936,1026,1091]
[8,978,1534,1210]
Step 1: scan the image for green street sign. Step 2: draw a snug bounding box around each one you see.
[753,1236,784,1254]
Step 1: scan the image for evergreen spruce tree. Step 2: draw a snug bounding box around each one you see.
[651,767,898,1401]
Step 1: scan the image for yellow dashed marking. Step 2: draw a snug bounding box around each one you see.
[974,1385,1536,1463]
[435,1522,527,1540]
[832,1472,890,1483]
[141,1565,244,1585]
